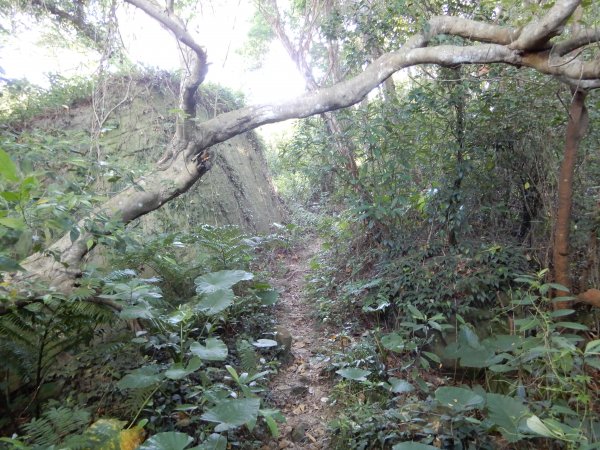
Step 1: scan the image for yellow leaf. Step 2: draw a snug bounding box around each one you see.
[120,426,145,450]
[82,419,126,450]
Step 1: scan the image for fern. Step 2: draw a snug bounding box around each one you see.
[119,384,157,419]
[0,292,117,407]
[236,339,258,375]
[22,405,90,448]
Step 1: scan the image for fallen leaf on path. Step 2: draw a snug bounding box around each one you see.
[292,404,307,414]
[306,432,317,443]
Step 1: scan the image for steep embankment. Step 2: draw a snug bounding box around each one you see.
[25,73,284,233]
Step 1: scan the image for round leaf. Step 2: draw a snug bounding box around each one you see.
[435,386,484,411]
[138,432,193,450]
[392,443,439,450]
[381,333,405,352]
[257,290,279,306]
[195,270,254,294]
[388,378,415,393]
[190,338,228,361]
[336,368,371,381]
[252,339,278,348]
[117,366,163,389]
[195,289,235,316]
[201,398,260,432]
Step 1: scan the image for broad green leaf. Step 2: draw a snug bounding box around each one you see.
[486,393,529,443]
[381,333,405,352]
[257,290,278,306]
[138,432,193,450]
[585,339,600,355]
[388,378,414,393]
[190,338,228,361]
[336,368,371,381]
[435,386,484,411]
[201,398,260,432]
[459,347,495,368]
[165,357,203,380]
[550,309,575,318]
[0,191,20,202]
[0,255,24,272]
[260,409,284,438]
[119,305,155,320]
[406,304,425,321]
[522,415,555,439]
[196,289,235,315]
[0,149,19,182]
[459,325,480,348]
[392,443,438,450]
[555,321,589,331]
[422,351,441,363]
[190,433,227,450]
[69,226,80,243]
[584,357,600,370]
[79,418,125,449]
[0,217,25,230]
[117,365,163,389]
[253,339,278,348]
[537,417,581,440]
[484,335,523,352]
[489,364,516,373]
[195,270,254,294]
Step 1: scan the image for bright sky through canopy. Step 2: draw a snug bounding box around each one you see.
[0,1,306,105]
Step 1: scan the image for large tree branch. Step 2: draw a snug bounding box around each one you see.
[554,29,600,56]
[510,0,580,50]
[14,1,600,291]
[124,0,206,58]
[427,16,519,45]
[123,0,208,163]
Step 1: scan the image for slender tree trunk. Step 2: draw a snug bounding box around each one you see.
[443,67,466,247]
[553,89,588,309]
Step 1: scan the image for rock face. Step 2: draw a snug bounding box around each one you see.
[29,73,285,233]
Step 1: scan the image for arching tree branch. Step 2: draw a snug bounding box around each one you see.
[12,0,600,293]
[510,0,580,50]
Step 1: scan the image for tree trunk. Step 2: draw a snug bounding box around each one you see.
[553,89,588,309]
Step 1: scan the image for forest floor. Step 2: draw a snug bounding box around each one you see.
[262,239,337,450]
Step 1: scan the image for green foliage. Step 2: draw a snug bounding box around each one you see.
[21,404,90,448]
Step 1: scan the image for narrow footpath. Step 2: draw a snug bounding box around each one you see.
[264,239,335,450]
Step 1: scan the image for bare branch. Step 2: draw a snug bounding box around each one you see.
[427,16,518,45]
[124,0,206,58]
[125,0,208,164]
[554,29,600,56]
[510,0,580,50]
[30,0,107,48]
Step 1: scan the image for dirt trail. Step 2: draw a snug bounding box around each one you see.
[264,239,335,450]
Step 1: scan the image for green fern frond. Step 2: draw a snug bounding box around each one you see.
[104,269,137,281]
[69,285,97,301]
[119,385,156,418]
[68,299,115,323]
[236,339,258,375]
[22,405,90,447]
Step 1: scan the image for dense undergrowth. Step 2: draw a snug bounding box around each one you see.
[0,74,293,449]
[0,221,295,448]
[295,207,600,449]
